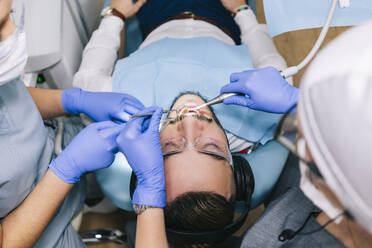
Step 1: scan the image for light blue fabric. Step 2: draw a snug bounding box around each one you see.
[238,140,289,209]
[263,0,372,37]
[0,78,85,247]
[112,37,281,143]
[96,153,134,211]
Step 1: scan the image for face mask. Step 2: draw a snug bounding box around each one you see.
[298,138,344,224]
[0,3,28,85]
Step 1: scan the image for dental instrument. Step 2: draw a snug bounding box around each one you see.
[130,93,241,118]
[130,109,177,118]
[188,93,241,111]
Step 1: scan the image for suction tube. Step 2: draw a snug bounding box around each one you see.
[281,0,338,78]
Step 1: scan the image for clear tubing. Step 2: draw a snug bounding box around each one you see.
[281,0,338,78]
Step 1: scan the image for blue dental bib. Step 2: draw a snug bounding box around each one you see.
[97,37,284,211]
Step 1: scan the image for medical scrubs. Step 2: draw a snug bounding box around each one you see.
[0,78,86,247]
[240,156,345,248]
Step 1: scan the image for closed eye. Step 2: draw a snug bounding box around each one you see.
[199,151,226,161]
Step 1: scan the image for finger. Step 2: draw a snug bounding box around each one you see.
[147,107,163,132]
[99,123,126,138]
[112,111,131,123]
[223,96,255,108]
[121,106,158,137]
[91,121,121,130]
[230,72,241,82]
[99,124,126,152]
[113,102,144,123]
[124,101,145,115]
[220,82,248,95]
[125,95,145,109]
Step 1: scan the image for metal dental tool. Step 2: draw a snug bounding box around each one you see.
[188,93,242,111]
[130,93,242,118]
[130,109,177,118]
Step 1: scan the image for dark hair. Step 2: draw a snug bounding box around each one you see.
[165,192,235,247]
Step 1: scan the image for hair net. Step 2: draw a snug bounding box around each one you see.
[298,20,372,233]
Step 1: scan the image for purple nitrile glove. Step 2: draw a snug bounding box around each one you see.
[62,88,144,122]
[220,66,299,113]
[50,121,124,183]
[116,107,166,208]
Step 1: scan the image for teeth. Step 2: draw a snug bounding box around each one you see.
[177,106,200,118]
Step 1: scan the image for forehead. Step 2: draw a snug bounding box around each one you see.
[164,150,233,202]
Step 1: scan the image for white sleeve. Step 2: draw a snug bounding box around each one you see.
[72,16,124,92]
[234,9,290,79]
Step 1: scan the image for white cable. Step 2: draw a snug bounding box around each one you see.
[281,0,338,78]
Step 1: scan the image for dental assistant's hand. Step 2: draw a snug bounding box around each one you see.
[220,67,299,113]
[62,88,144,123]
[116,107,166,208]
[50,121,124,183]
[220,0,247,12]
[110,0,147,19]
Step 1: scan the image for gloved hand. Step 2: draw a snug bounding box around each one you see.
[220,66,299,113]
[116,107,166,208]
[61,88,144,122]
[50,121,124,184]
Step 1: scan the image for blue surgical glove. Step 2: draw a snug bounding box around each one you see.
[220,67,299,113]
[61,88,144,122]
[50,121,124,184]
[116,107,166,208]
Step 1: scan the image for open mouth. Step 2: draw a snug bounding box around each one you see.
[177,103,207,118]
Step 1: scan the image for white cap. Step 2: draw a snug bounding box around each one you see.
[298,20,372,233]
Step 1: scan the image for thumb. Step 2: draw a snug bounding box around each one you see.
[120,106,159,139]
[147,107,163,133]
[134,0,147,11]
[113,102,143,123]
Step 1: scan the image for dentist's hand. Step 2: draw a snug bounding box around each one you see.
[50,121,124,184]
[116,107,166,208]
[220,67,299,113]
[62,88,144,123]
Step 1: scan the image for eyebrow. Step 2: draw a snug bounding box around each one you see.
[166,114,213,126]
[163,150,226,161]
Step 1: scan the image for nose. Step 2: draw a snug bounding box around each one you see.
[177,115,204,143]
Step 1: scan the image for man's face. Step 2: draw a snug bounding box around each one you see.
[160,94,234,203]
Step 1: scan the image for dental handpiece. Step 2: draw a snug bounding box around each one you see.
[189,93,241,111]
[130,93,242,118]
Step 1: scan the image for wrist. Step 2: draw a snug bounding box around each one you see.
[49,153,81,184]
[133,184,166,208]
[102,6,126,23]
[61,88,83,115]
[232,4,250,17]
[133,204,163,215]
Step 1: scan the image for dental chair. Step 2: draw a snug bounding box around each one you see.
[12,0,105,89]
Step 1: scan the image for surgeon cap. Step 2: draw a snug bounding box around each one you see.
[298,20,372,233]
